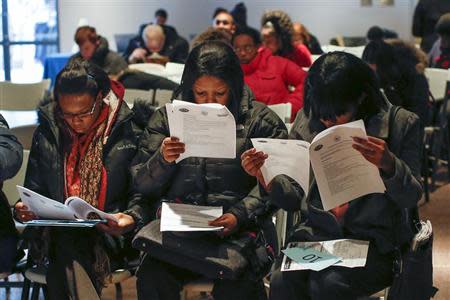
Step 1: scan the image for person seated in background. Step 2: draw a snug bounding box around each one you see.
[233,27,307,121]
[154,8,168,26]
[213,9,236,35]
[230,2,260,43]
[124,24,188,64]
[366,26,399,42]
[242,52,423,300]
[261,10,312,68]
[0,115,23,274]
[292,22,323,55]
[362,39,430,124]
[430,13,450,68]
[134,41,287,300]
[70,26,179,92]
[14,60,150,298]
[412,0,450,53]
[69,26,128,77]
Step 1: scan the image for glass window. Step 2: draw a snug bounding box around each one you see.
[10,44,43,83]
[8,0,57,42]
[3,0,58,82]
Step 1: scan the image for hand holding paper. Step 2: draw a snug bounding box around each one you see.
[166,100,236,162]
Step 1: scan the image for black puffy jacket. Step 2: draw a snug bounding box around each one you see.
[134,87,287,230]
[24,83,152,231]
[0,115,23,238]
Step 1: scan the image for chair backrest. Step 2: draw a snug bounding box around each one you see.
[128,63,167,77]
[0,80,51,110]
[0,110,38,129]
[424,68,450,100]
[154,89,174,107]
[114,33,135,54]
[123,89,154,108]
[165,62,184,84]
[10,124,37,150]
[3,150,30,206]
[268,103,292,123]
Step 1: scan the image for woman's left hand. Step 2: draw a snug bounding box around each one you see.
[96,213,135,236]
[208,213,238,236]
[352,136,395,176]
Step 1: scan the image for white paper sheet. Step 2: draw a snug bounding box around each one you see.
[281,239,369,272]
[251,138,310,194]
[18,186,75,220]
[17,186,118,222]
[160,202,224,232]
[309,120,386,211]
[166,100,236,162]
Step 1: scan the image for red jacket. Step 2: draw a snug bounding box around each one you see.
[242,48,307,121]
[283,43,312,68]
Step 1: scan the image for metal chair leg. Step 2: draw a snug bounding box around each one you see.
[21,277,31,300]
[114,283,123,300]
[30,282,40,300]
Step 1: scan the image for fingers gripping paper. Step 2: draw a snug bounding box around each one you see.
[166,100,236,162]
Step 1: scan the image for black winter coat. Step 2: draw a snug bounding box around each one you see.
[124,24,189,64]
[134,87,287,232]
[269,106,423,254]
[0,115,23,238]
[24,96,151,231]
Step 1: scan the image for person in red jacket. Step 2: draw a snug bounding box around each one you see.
[233,27,307,121]
[261,10,312,68]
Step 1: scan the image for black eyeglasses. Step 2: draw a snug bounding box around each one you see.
[59,100,98,121]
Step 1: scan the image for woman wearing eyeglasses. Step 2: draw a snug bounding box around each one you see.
[14,59,150,299]
[232,26,307,121]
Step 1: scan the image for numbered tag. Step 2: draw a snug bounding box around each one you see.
[282,246,341,271]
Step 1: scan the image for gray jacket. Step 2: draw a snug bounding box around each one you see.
[269,106,423,253]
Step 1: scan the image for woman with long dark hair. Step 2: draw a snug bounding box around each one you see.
[242,52,423,299]
[261,10,312,68]
[134,40,287,300]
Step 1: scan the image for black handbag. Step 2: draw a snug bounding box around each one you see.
[132,219,275,280]
[387,222,438,300]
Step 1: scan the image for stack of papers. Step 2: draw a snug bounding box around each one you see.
[160,202,224,232]
[166,100,236,162]
[281,239,369,272]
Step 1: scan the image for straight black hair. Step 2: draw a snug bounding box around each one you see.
[304,51,386,131]
[175,41,244,119]
[54,58,111,103]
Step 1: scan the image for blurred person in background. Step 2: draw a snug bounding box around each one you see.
[292,22,323,55]
[261,10,312,68]
[233,26,307,121]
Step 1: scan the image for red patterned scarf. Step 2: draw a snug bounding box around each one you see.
[65,104,109,210]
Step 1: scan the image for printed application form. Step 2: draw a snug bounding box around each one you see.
[251,120,386,211]
[16,185,118,227]
[251,138,310,194]
[309,120,385,211]
[160,202,224,232]
[166,100,236,162]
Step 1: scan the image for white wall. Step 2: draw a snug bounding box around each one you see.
[58,0,418,53]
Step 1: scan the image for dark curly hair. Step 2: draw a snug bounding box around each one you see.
[261,10,294,55]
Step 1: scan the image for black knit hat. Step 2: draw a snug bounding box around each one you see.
[436,13,450,35]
